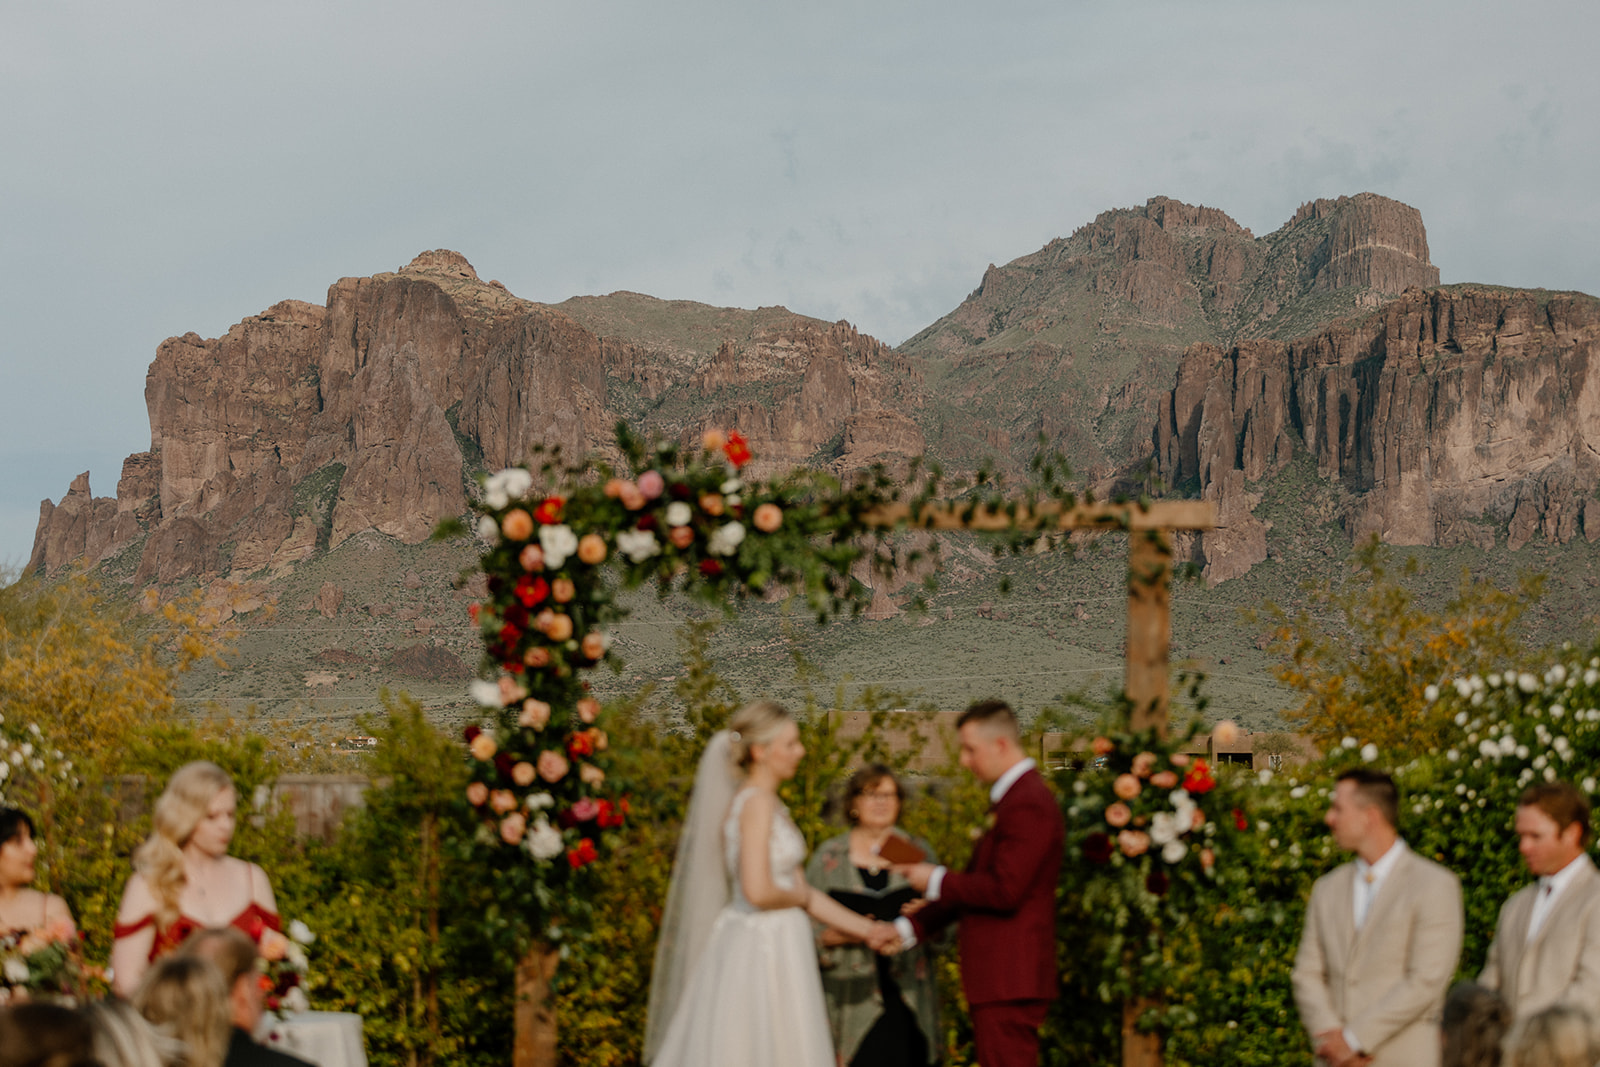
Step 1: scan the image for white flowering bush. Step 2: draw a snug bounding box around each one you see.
[0,713,77,810]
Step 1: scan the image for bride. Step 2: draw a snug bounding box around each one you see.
[645,700,900,1067]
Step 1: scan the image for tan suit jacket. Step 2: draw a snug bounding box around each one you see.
[1292,847,1463,1067]
[1480,853,1600,1021]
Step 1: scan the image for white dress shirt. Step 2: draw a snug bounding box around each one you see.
[1528,853,1588,942]
[894,758,1037,947]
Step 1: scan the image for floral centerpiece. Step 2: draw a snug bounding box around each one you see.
[1055,719,1255,1034]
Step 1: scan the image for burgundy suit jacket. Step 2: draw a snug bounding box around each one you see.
[911,767,1064,1005]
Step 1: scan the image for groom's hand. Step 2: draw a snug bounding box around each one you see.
[893,862,935,892]
[864,921,902,955]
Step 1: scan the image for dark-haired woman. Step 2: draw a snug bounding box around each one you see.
[0,808,76,943]
[807,766,940,1066]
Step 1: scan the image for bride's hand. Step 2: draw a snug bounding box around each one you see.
[820,928,861,947]
[864,921,902,955]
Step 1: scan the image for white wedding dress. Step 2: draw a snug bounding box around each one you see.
[648,786,835,1067]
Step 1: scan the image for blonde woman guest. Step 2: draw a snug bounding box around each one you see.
[84,998,185,1067]
[135,955,234,1067]
[0,808,76,941]
[807,765,941,1067]
[1503,1004,1599,1067]
[644,702,902,1067]
[111,763,280,996]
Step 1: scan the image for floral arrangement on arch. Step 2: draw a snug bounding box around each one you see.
[1055,719,1255,1008]
[450,425,915,937]
[0,921,92,1005]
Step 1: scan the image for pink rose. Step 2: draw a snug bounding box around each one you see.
[1132,752,1156,778]
[1211,720,1241,747]
[519,544,545,572]
[500,812,527,845]
[1118,830,1150,858]
[619,483,646,510]
[498,676,526,705]
[1169,752,1191,768]
[638,470,665,499]
[259,929,289,962]
[571,798,601,822]
[466,782,489,807]
[1192,807,1207,831]
[1113,774,1141,800]
[1200,848,1215,871]
[1149,770,1178,789]
[512,761,536,787]
[490,789,518,814]
[576,697,601,724]
[753,503,783,533]
[537,750,570,783]
[520,699,551,729]
[580,763,606,787]
[1091,737,1114,757]
[1104,802,1132,828]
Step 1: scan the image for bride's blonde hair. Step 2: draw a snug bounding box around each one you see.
[132,762,234,928]
[727,701,794,770]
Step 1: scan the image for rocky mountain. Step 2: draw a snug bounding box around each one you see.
[27,251,924,586]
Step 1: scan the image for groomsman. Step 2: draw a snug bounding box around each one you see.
[892,700,1064,1067]
[1292,768,1463,1067]
[1480,781,1600,1021]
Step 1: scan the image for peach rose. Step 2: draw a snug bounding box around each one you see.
[499,812,527,845]
[551,578,575,603]
[544,614,573,642]
[512,761,537,787]
[523,646,550,669]
[1132,751,1156,778]
[1169,752,1191,768]
[1200,848,1215,871]
[1104,802,1132,828]
[702,429,727,452]
[1149,770,1178,790]
[1211,720,1241,747]
[470,733,498,761]
[580,763,606,787]
[1191,807,1207,831]
[466,782,489,807]
[1113,774,1141,800]
[587,728,608,752]
[578,534,608,565]
[752,503,783,532]
[604,479,624,498]
[1091,737,1115,757]
[260,929,290,962]
[668,526,694,549]
[537,750,570,783]
[699,493,725,517]
[581,632,607,660]
[618,483,646,511]
[519,544,545,572]
[576,697,601,724]
[490,789,518,814]
[501,509,534,542]
[520,699,551,729]
[1118,830,1150,858]
[498,676,526,705]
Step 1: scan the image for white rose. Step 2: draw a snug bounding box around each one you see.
[1360,743,1378,763]
[1424,685,1440,702]
[1519,673,1540,693]
[3,959,29,983]
[527,818,565,861]
[1161,840,1188,864]
[708,521,746,557]
[616,528,662,563]
[1584,777,1597,794]
[282,987,310,1014]
[1257,769,1273,785]
[476,516,500,541]
[721,478,743,494]
[469,680,501,707]
[289,920,316,945]
[666,501,693,527]
[1150,812,1181,846]
[286,942,308,969]
[524,792,556,812]
[1341,736,1358,750]
[539,524,578,568]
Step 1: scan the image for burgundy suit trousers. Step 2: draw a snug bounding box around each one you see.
[969,999,1050,1067]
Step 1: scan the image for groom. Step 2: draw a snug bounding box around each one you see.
[894,699,1065,1067]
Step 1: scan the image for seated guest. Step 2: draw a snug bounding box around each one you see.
[806,764,941,1067]
[183,928,312,1067]
[135,955,233,1067]
[1503,1004,1599,1067]
[82,998,183,1067]
[1440,982,1512,1067]
[112,763,280,996]
[0,1001,94,1067]
[0,808,76,939]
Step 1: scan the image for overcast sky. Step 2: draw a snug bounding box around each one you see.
[4,0,1597,570]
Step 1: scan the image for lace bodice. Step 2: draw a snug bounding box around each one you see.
[724,787,808,910]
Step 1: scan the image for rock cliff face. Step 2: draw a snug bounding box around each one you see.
[1157,286,1600,581]
[29,251,922,585]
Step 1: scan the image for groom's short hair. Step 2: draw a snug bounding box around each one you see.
[958,699,1019,740]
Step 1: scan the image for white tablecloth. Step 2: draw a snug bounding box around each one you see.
[260,1011,367,1067]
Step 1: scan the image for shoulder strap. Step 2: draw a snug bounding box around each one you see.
[112,913,157,939]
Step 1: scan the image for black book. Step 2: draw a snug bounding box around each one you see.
[828,886,920,921]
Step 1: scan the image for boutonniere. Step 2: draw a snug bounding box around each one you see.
[969,812,998,840]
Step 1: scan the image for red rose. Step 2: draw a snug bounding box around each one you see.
[1084,832,1113,864]
[723,431,752,468]
[567,838,599,869]
[698,559,723,578]
[533,496,565,525]
[1145,870,1170,897]
[636,514,659,532]
[1182,759,1217,795]
[464,725,482,742]
[468,603,481,622]
[515,575,549,608]
[1232,808,1248,831]
[499,623,522,647]
[568,732,595,758]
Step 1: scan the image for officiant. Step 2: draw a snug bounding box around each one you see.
[806,765,941,1067]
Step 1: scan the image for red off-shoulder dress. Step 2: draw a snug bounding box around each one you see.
[112,901,282,961]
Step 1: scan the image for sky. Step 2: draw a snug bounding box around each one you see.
[3,0,1597,570]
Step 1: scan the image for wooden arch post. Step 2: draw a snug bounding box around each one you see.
[863,498,1216,1067]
